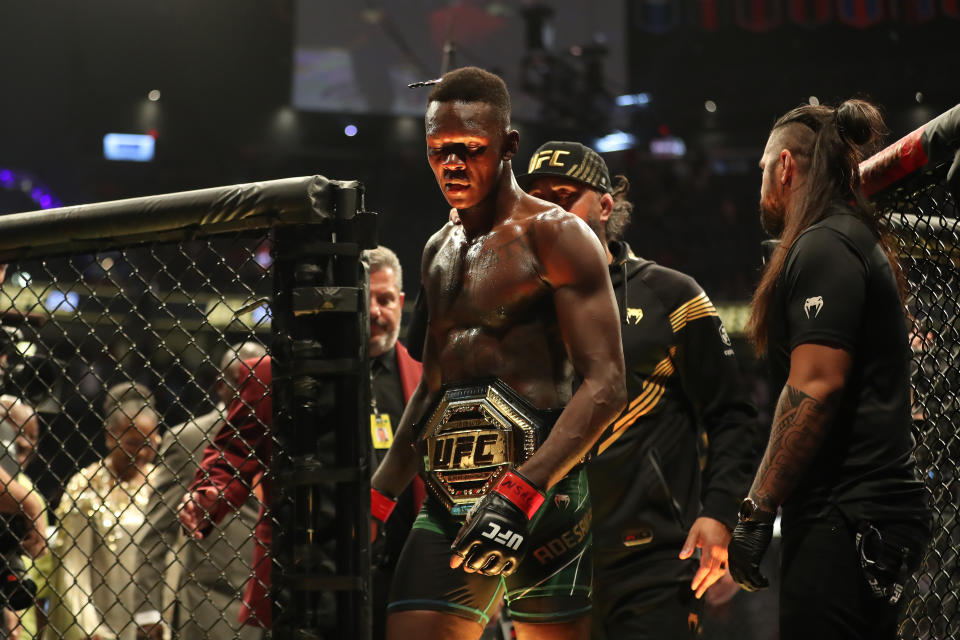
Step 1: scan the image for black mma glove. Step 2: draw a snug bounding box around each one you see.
[729,519,774,591]
[450,469,545,577]
[370,487,397,567]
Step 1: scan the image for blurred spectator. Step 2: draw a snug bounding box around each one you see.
[178,245,424,635]
[0,263,47,640]
[360,246,424,639]
[10,406,38,472]
[47,383,160,640]
[0,396,46,640]
[177,358,271,629]
[134,343,265,640]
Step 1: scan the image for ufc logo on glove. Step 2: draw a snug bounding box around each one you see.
[481,522,524,550]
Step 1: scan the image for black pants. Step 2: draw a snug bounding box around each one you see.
[592,586,702,640]
[591,553,702,640]
[780,516,924,640]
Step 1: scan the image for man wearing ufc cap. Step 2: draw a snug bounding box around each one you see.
[518,141,759,639]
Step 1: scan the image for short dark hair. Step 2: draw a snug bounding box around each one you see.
[427,66,511,129]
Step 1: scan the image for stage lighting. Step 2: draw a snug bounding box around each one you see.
[616,93,650,107]
[594,131,636,153]
[103,134,155,162]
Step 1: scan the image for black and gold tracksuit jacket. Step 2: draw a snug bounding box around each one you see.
[589,241,758,574]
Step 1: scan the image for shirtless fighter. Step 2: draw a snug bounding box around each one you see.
[370,66,626,640]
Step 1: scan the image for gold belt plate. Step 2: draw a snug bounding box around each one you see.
[420,381,543,517]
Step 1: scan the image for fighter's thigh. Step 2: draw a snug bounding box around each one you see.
[514,615,591,640]
[503,556,592,627]
[388,523,505,627]
[386,610,483,640]
[504,471,593,624]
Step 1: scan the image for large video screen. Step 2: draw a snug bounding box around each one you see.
[292,1,625,119]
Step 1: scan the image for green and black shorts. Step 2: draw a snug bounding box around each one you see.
[388,467,593,626]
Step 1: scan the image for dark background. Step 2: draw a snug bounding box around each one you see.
[0,3,956,636]
[1,1,956,305]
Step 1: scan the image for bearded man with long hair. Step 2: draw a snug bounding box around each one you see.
[729,99,930,640]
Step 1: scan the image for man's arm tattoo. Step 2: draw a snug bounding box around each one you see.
[750,384,834,511]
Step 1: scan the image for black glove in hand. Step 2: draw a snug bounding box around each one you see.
[450,469,545,577]
[729,520,773,591]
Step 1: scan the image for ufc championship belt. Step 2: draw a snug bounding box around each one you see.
[419,379,557,518]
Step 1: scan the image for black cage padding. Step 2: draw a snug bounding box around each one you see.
[860,104,960,198]
[0,176,364,261]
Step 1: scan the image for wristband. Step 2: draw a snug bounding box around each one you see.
[492,469,545,520]
[371,488,397,522]
[738,497,777,524]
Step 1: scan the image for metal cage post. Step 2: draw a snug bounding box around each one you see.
[271,181,376,638]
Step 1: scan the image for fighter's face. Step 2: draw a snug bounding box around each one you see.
[758,133,786,238]
[369,267,404,358]
[526,176,604,236]
[425,101,508,210]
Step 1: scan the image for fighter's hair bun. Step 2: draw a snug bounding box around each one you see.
[835,99,886,147]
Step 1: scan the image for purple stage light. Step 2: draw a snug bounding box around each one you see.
[0,167,63,211]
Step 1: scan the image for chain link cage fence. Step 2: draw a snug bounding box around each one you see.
[865,107,960,639]
[875,167,959,640]
[0,176,375,640]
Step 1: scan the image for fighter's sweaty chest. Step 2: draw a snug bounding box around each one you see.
[428,231,545,324]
